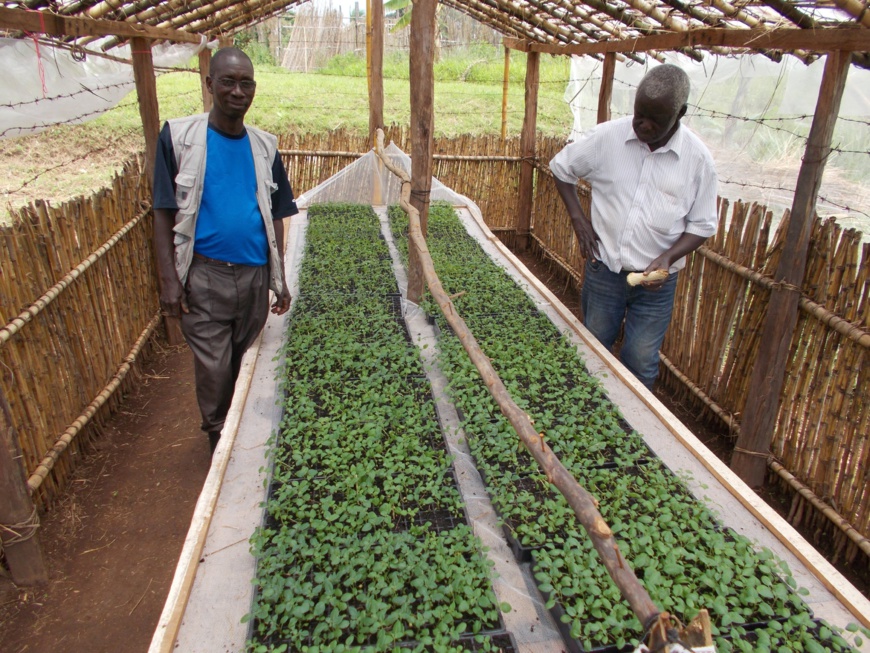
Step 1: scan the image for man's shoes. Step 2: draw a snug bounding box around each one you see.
[208,431,221,455]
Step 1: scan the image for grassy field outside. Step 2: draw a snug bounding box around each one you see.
[0,46,573,221]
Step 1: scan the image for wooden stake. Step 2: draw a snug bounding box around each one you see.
[732,51,852,488]
[597,52,616,124]
[198,47,212,113]
[501,46,511,141]
[367,0,384,142]
[0,387,47,586]
[515,50,539,251]
[406,0,437,302]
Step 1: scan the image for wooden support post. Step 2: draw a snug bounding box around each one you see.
[367,0,384,143]
[515,50,539,251]
[131,37,160,188]
[132,37,183,346]
[731,51,851,488]
[198,47,212,112]
[501,46,510,141]
[0,389,47,586]
[597,52,616,124]
[406,0,436,303]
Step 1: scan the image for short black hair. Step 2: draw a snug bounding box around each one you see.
[209,47,253,76]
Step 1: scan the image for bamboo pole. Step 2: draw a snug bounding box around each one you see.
[0,387,47,586]
[373,129,675,648]
[515,50,539,251]
[1,209,150,345]
[26,312,161,492]
[501,46,510,141]
[732,51,852,488]
[406,0,437,303]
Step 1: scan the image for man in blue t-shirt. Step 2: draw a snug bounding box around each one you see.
[152,47,298,455]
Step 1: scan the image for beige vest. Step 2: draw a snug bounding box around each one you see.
[167,113,283,294]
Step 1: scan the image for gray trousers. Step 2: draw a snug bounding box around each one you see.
[181,258,270,434]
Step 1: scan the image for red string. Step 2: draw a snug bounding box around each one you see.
[25,10,49,98]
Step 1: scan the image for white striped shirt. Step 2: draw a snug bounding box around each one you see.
[549,116,719,273]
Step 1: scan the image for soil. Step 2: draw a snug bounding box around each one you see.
[0,250,866,653]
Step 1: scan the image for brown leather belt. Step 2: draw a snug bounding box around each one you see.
[193,252,236,267]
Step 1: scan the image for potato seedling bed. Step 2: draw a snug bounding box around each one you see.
[247,204,513,653]
[388,203,862,653]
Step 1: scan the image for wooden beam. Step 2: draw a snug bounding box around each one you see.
[131,37,160,186]
[597,51,616,124]
[501,46,511,141]
[503,27,870,56]
[0,388,47,586]
[198,47,212,112]
[0,6,202,44]
[731,51,852,488]
[515,50,539,251]
[131,37,183,346]
[406,0,437,303]
[367,0,384,142]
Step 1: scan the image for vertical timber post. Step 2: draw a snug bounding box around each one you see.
[132,37,184,346]
[131,37,160,188]
[406,0,436,303]
[0,389,47,586]
[501,46,510,142]
[731,51,851,487]
[515,50,539,251]
[198,47,212,112]
[367,0,384,141]
[597,52,616,124]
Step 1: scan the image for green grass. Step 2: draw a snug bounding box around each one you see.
[99,50,574,136]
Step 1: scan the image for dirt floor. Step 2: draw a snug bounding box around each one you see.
[0,251,867,653]
[0,341,207,653]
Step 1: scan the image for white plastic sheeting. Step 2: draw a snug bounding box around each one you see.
[566,53,870,233]
[0,38,208,139]
[296,141,473,209]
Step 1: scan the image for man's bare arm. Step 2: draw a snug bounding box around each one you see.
[554,178,599,261]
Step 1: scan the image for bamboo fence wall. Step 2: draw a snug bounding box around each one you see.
[528,157,870,559]
[0,157,158,509]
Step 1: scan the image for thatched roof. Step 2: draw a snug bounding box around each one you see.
[2,0,869,67]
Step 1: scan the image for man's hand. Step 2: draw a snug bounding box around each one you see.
[159,277,189,316]
[554,178,600,262]
[271,286,292,315]
[639,254,671,289]
[571,214,600,262]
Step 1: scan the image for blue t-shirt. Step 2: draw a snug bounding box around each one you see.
[152,122,298,266]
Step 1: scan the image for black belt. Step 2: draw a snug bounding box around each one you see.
[193,252,236,267]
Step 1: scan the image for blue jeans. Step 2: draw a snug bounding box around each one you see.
[581,260,677,389]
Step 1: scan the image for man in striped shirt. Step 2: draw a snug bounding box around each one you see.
[550,64,719,389]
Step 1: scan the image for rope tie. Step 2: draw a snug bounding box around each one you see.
[0,506,41,545]
[770,279,802,293]
[732,446,770,459]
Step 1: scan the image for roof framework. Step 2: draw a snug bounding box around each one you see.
[1,0,868,69]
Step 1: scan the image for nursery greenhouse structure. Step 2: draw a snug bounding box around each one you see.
[1,0,869,651]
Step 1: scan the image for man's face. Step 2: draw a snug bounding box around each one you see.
[207,56,256,121]
[632,93,682,148]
